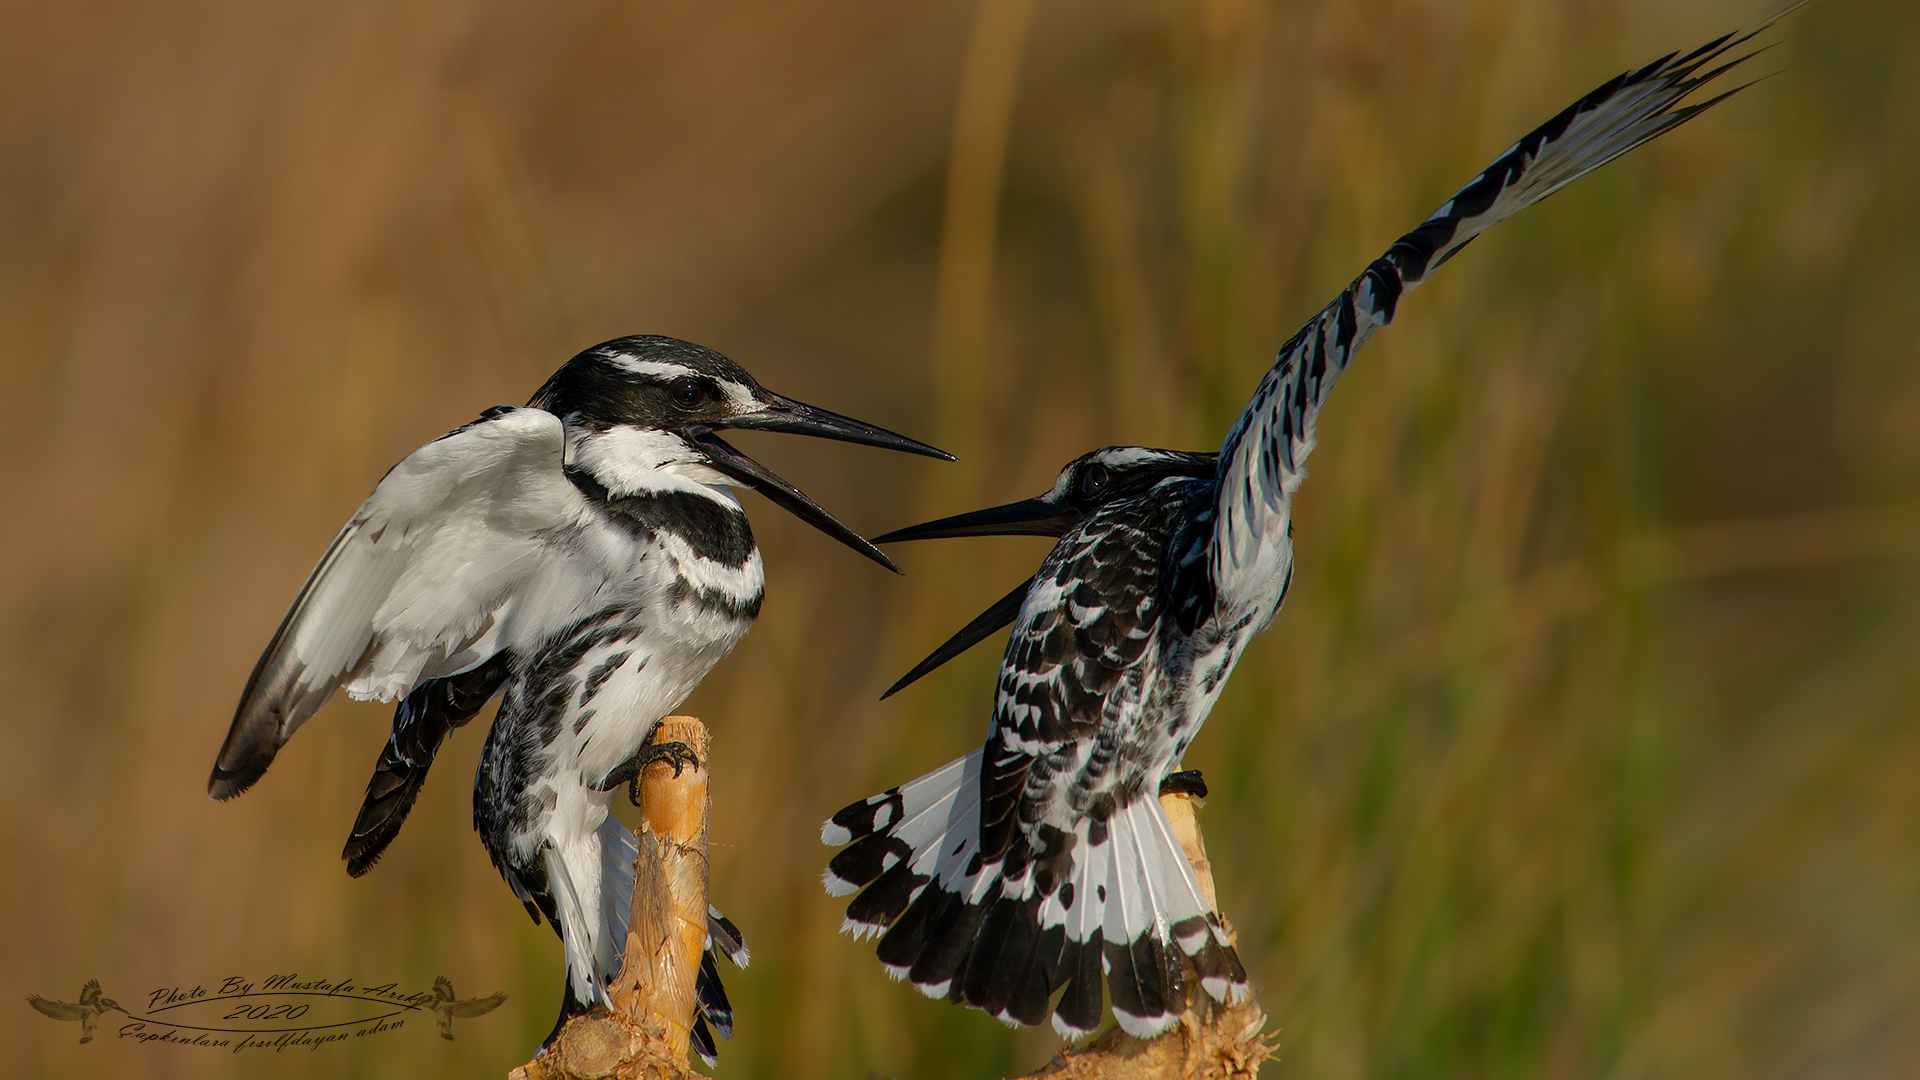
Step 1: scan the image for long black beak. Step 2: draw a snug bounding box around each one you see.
[720,392,955,461]
[691,430,907,573]
[871,498,1080,544]
[694,391,952,573]
[880,579,1031,699]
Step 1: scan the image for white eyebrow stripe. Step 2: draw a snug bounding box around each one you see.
[1096,448,1164,468]
[605,356,763,413]
[606,357,698,380]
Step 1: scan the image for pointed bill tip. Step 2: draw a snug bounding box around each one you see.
[692,430,904,573]
[878,578,1031,699]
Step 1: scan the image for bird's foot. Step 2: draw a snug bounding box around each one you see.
[1159,769,1208,799]
[594,740,703,806]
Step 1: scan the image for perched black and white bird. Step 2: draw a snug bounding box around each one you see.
[209,334,950,1058]
[824,12,1806,1040]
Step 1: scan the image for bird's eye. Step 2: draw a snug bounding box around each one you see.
[667,377,713,410]
[1080,464,1111,495]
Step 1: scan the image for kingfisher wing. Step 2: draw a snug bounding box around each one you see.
[210,406,584,799]
[844,490,1239,1034]
[447,992,507,1017]
[977,508,1168,859]
[28,996,86,1021]
[1209,9,1806,607]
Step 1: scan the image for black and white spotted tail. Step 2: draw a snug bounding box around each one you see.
[823,751,1245,1038]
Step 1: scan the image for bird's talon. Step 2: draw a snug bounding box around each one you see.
[596,740,701,803]
[647,740,701,778]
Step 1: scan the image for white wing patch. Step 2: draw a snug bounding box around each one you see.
[212,407,598,797]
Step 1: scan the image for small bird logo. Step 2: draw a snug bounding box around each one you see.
[427,976,505,1041]
[28,980,129,1044]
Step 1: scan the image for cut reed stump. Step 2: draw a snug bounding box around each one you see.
[511,717,713,1080]
[1012,789,1275,1080]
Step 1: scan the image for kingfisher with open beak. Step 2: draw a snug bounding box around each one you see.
[209,333,951,1059]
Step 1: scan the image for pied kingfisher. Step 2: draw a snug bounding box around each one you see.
[823,12,1805,1040]
[209,334,950,1058]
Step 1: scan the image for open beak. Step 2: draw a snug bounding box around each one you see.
[871,498,1080,544]
[691,395,951,574]
[880,578,1031,699]
[719,392,955,461]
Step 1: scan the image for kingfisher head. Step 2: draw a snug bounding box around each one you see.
[532,335,953,572]
[870,446,1215,697]
[77,983,126,1014]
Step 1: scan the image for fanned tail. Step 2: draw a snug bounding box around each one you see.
[823,752,1243,1038]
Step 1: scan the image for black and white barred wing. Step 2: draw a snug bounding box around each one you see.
[26,995,87,1021]
[210,405,586,799]
[825,500,1243,1038]
[1209,9,1806,608]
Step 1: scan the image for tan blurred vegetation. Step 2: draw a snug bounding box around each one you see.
[5,0,1918,1077]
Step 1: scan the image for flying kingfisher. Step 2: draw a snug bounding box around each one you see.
[209,334,951,1058]
[28,980,128,1044]
[824,12,1805,1041]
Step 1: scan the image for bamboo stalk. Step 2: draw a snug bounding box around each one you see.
[1012,790,1274,1080]
[511,718,713,1080]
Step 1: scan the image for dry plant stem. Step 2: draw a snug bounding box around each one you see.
[511,718,713,1080]
[1013,792,1275,1080]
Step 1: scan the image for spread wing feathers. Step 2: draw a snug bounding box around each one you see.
[209,406,584,800]
[342,653,512,876]
[446,991,507,1018]
[27,995,86,1020]
[1210,11,1805,601]
[823,750,1244,1039]
[965,506,1170,861]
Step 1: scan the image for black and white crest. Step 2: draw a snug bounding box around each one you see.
[827,7,1809,1040]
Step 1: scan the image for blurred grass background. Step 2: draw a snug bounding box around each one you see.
[5,0,1917,1077]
